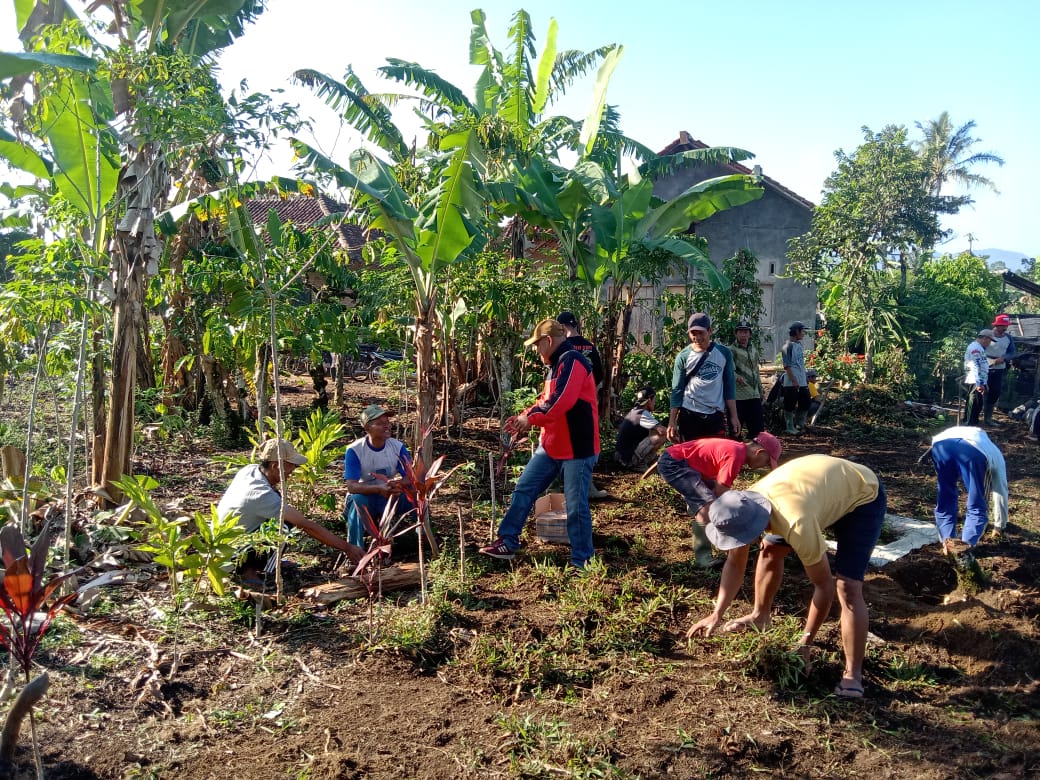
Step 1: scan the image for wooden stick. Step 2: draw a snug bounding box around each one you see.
[640,461,659,480]
[488,451,496,541]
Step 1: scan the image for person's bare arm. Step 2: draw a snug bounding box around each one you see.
[344,477,403,497]
[687,544,751,637]
[284,505,363,563]
[725,399,740,437]
[798,557,836,644]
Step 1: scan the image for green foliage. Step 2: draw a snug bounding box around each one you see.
[185,506,248,598]
[788,125,952,379]
[288,408,347,513]
[807,329,866,387]
[119,475,246,602]
[870,346,915,397]
[686,248,765,345]
[620,350,671,409]
[902,252,1005,338]
[495,712,625,778]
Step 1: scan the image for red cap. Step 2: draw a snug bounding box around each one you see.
[753,432,782,470]
[992,314,1011,327]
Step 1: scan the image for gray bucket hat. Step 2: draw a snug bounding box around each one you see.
[706,490,772,550]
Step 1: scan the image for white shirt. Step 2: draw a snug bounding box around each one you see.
[216,464,283,533]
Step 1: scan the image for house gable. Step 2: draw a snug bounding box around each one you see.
[643,131,819,359]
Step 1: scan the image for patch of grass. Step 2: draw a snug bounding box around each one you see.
[705,615,810,693]
[465,559,689,697]
[879,652,938,690]
[495,712,627,778]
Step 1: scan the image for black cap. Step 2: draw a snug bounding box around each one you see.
[635,386,656,406]
[557,311,579,328]
[789,321,806,336]
[687,312,711,331]
[735,320,752,331]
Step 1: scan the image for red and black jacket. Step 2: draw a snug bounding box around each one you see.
[526,341,600,459]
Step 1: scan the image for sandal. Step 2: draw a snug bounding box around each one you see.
[835,682,864,699]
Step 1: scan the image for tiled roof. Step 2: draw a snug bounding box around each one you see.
[657,131,815,212]
[245,195,368,262]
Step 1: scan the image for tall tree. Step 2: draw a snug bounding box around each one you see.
[915,111,1005,198]
[2,0,267,501]
[788,125,950,379]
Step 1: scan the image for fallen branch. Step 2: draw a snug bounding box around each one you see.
[302,562,424,605]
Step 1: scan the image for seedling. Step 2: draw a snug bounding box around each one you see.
[0,524,82,775]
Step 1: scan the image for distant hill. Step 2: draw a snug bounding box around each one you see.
[977,248,1034,272]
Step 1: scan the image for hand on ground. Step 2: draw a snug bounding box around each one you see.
[686,615,723,638]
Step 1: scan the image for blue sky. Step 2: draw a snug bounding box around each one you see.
[3,1,1038,258]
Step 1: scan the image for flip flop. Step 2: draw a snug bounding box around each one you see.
[835,683,864,699]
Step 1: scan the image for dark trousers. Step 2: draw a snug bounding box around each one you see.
[783,386,811,413]
[735,398,765,438]
[677,408,726,441]
[985,369,1005,411]
[963,383,985,426]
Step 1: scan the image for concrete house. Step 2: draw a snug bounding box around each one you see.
[642,131,818,359]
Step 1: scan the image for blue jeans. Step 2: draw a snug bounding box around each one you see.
[344,493,415,547]
[932,438,989,546]
[496,446,598,567]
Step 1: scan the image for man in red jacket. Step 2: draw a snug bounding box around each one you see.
[481,318,600,568]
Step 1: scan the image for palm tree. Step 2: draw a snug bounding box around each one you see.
[915,111,1005,197]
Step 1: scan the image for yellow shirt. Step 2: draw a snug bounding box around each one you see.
[748,455,879,567]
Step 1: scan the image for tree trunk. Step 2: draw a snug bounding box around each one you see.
[99,141,167,504]
[136,308,155,390]
[414,310,437,464]
[100,236,145,502]
[200,354,231,431]
[254,344,270,433]
[308,362,329,410]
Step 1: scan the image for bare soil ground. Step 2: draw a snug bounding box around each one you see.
[12,376,1040,779]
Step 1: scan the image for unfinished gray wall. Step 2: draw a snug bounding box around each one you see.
[651,163,818,360]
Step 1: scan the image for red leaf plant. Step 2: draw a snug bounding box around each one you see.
[0,524,80,678]
[495,433,524,480]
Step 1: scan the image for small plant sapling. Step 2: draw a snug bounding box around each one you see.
[352,498,420,640]
[0,524,82,775]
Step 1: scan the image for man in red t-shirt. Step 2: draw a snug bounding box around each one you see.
[657,432,781,567]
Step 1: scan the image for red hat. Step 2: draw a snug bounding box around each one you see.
[992,314,1011,327]
[753,432,782,470]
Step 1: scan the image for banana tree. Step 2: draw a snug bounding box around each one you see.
[292,130,488,462]
[4,0,267,503]
[491,150,765,417]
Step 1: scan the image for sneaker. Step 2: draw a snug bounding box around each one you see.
[479,539,516,560]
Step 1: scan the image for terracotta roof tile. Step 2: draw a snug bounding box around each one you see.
[657,131,815,211]
[245,195,369,263]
